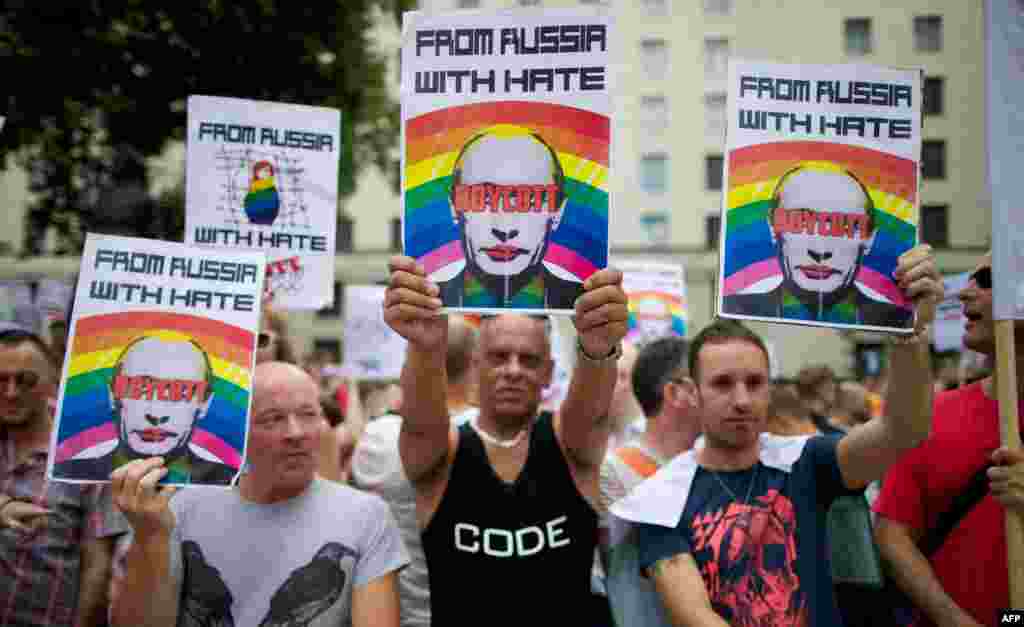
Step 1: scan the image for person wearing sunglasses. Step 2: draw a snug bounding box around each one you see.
[874,253,1021,627]
[0,328,123,626]
[256,305,298,365]
[723,164,915,329]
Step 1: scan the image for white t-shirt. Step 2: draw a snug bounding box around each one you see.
[166,478,408,627]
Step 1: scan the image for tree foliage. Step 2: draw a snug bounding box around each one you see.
[2,0,412,255]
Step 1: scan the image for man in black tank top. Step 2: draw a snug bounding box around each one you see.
[383,255,629,626]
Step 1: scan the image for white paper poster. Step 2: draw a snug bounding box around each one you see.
[48,233,265,486]
[185,95,341,309]
[933,272,969,352]
[987,0,1024,319]
[343,285,408,380]
[618,259,687,346]
[401,8,613,314]
[717,59,922,333]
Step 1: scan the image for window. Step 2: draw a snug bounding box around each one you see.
[705,154,724,190]
[639,154,669,194]
[640,39,668,80]
[639,212,670,245]
[923,77,944,116]
[639,95,668,132]
[456,0,479,8]
[705,214,722,249]
[914,15,942,52]
[704,38,729,80]
[390,217,403,252]
[920,204,949,248]
[336,215,353,253]
[705,92,727,139]
[642,0,668,16]
[317,281,344,319]
[844,18,872,55]
[704,0,732,16]
[922,140,946,179]
[312,338,341,364]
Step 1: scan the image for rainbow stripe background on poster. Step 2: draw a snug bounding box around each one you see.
[52,313,252,469]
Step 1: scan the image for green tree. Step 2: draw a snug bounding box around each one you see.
[2,0,413,255]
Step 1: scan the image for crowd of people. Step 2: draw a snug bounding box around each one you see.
[3,246,1024,627]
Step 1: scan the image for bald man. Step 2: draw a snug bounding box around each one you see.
[722,165,913,328]
[110,362,408,627]
[52,336,236,485]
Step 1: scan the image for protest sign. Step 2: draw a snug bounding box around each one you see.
[401,7,613,314]
[986,0,1024,605]
[48,233,265,486]
[0,281,38,332]
[185,95,340,310]
[36,278,75,325]
[618,259,687,346]
[932,272,969,352]
[717,60,921,333]
[989,0,1024,321]
[343,285,408,380]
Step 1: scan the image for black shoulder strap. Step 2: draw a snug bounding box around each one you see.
[918,463,992,557]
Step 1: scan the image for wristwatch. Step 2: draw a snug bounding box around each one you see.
[576,338,623,363]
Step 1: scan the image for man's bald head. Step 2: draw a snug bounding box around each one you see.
[253,361,319,411]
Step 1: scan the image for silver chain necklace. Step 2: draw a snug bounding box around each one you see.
[709,462,760,508]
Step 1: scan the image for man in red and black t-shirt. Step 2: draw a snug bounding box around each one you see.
[875,252,1023,627]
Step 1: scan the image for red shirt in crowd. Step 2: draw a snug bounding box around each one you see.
[874,381,1012,627]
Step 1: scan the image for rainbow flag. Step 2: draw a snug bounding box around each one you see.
[722,141,917,308]
[404,101,609,282]
[54,311,253,469]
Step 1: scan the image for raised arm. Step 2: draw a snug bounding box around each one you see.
[76,534,116,627]
[837,244,941,489]
[108,458,179,627]
[557,268,629,468]
[383,255,452,483]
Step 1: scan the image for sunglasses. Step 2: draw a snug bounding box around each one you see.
[969,266,992,290]
[0,370,41,392]
[257,332,277,350]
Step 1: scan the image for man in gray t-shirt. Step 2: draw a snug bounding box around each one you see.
[110,362,408,627]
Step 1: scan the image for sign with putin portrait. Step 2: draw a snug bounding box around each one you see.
[400,7,613,314]
[717,60,922,333]
[47,233,265,487]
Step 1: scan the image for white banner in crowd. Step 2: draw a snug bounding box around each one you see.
[987,0,1024,319]
[48,233,265,487]
[617,259,687,346]
[717,59,922,334]
[0,280,39,332]
[343,285,408,380]
[185,95,341,310]
[401,7,613,315]
[36,278,75,325]
[933,272,969,352]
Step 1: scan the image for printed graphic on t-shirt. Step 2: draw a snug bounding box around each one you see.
[689,489,807,627]
[180,541,359,627]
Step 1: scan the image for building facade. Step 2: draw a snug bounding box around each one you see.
[0,0,989,377]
